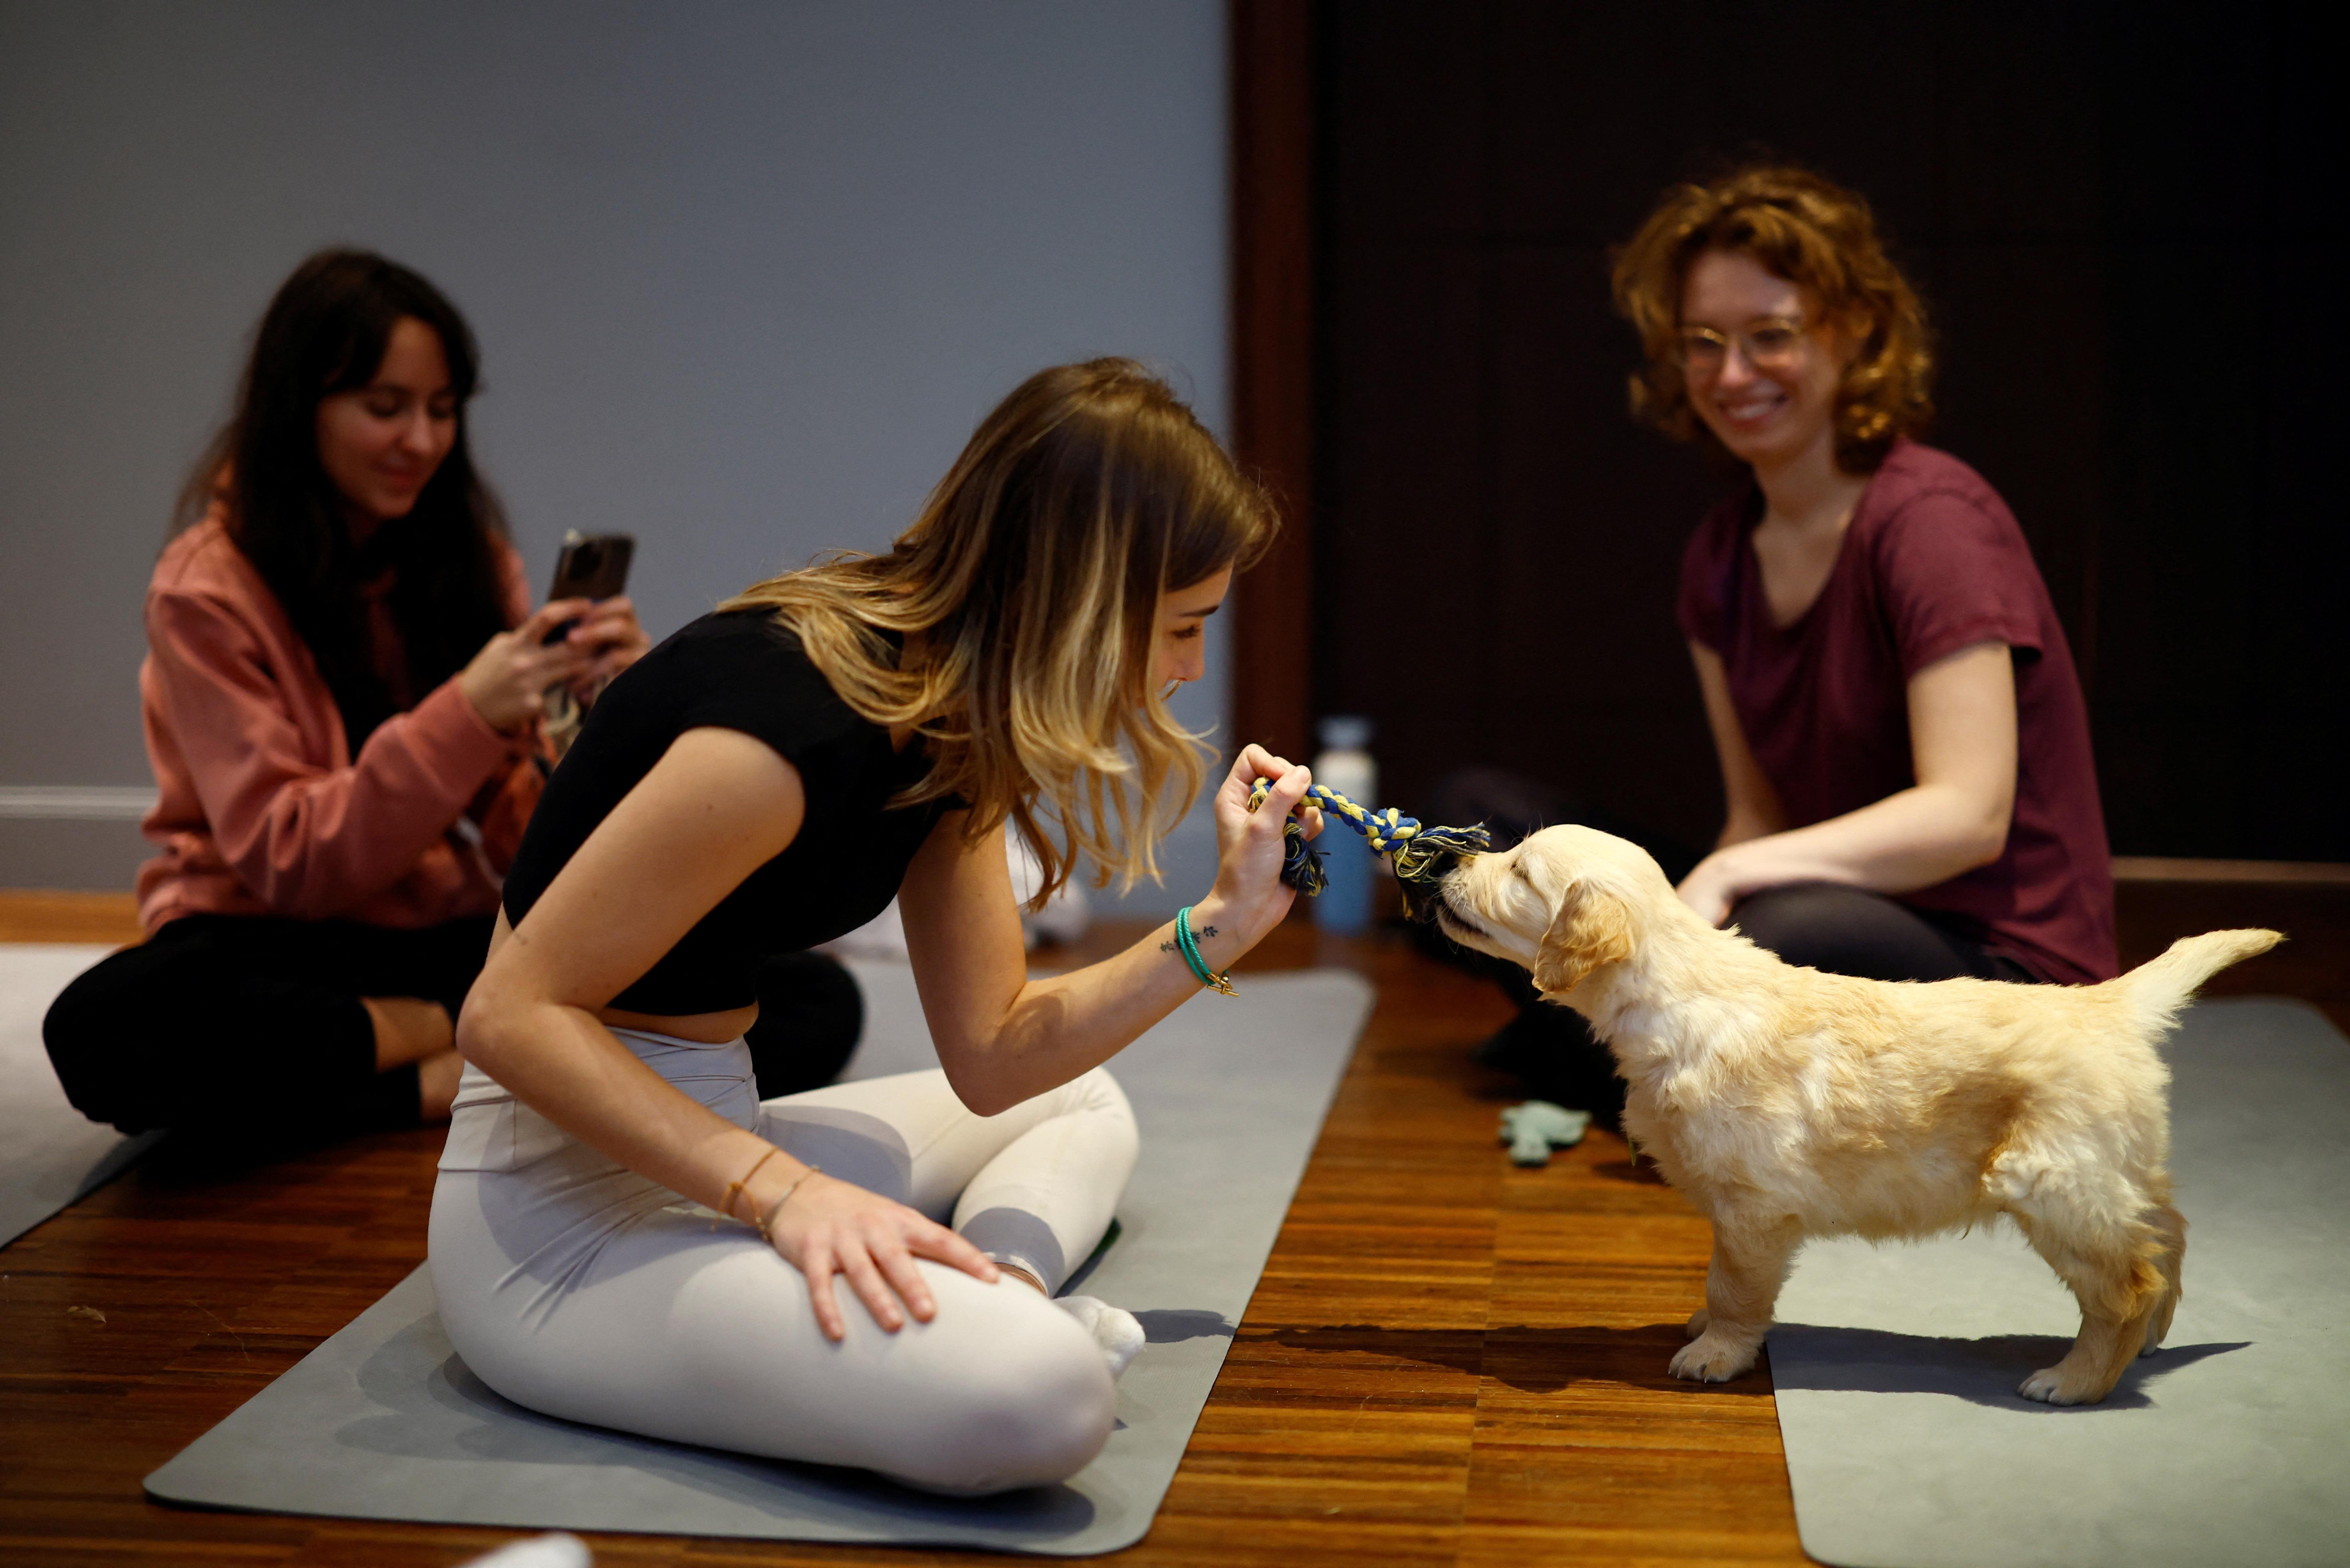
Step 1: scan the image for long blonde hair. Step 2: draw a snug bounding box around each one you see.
[723,359,1276,902]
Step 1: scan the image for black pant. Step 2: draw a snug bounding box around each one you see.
[43,914,864,1159]
[44,914,492,1152]
[1414,769,2029,1122]
[1726,881,2033,983]
[742,950,865,1100]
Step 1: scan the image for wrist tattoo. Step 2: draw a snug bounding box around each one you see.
[1159,924,1218,954]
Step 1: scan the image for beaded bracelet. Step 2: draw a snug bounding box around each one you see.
[717,1145,781,1229]
[1174,905,1237,996]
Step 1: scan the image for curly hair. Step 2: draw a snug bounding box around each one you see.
[1611,165,1933,473]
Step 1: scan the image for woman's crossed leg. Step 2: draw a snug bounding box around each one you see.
[430,1066,1138,1493]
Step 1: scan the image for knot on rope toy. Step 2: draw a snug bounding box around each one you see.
[1246,777,1490,912]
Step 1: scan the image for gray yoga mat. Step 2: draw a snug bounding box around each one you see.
[0,944,157,1249]
[1771,997,2350,1568]
[146,959,1373,1554]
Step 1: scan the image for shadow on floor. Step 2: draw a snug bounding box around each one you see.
[1588,1156,1669,1185]
[1769,1323,2250,1411]
[1132,1308,1234,1344]
[1245,1320,1775,1397]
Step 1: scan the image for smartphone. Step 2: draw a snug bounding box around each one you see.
[543,531,634,643]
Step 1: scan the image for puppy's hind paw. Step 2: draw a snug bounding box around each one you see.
[1684,1308,1710,1340]
[1669,1330,1758,1384]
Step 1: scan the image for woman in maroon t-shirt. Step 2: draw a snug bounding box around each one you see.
[1611,167,2115,985]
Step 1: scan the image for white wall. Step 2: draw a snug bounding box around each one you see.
[0,0,1229,906]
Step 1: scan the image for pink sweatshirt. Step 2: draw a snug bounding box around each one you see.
[135,511,545,933]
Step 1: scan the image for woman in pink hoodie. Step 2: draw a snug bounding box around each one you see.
[43,250,648,1161]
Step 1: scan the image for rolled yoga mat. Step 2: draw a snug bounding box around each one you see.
[145,958,1373,1554]
[1769,997,2350,1568]
[0,944,157,1249]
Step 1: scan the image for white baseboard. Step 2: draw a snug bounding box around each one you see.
[0,787,156,821]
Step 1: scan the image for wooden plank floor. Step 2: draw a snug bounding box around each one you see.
[3,882,2341,1568]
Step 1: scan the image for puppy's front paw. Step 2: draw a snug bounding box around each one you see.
[1684,1308,1710,1340]
[2017,1364,2110,1406]
[1669,1330,1758,1384]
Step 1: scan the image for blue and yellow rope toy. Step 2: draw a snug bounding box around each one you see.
[1246,777,1491,913]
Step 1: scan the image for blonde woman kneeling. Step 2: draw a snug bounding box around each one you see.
[430,361,1319,1495]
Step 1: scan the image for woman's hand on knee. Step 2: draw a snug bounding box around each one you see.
[764,1174,1001,1341]
[1677,853,1744,926]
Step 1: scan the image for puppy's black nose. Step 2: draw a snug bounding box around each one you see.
[1398,856,1468,922]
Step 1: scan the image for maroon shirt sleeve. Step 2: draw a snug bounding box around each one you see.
[1869,488,2045,675]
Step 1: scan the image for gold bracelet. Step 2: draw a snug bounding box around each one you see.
[715,1145,781,1229]
[754,1164,823,1243]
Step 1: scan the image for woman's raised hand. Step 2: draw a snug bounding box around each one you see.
[1205,743,1324,948]
[755,1169,1002,1340]
[559,594,652,699]
[457,600,598,731]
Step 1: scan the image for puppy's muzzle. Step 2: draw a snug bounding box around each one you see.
[1429,874,1482,940]
[1397,850,1472,922]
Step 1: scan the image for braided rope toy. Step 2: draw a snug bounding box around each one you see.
[1246,777,1490,912]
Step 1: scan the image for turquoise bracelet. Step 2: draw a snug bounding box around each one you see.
[1174,905,1237,996]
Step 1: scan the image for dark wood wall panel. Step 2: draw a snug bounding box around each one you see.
[2086,4,2344,858]
[1298,0,2344,858]
[1314,241,1495,801]
[1228,0,1320,763]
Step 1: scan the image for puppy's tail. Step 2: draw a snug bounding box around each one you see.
[2111,928,2284,1037]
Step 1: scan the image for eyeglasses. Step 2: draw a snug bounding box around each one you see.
[1672,316,1809,377]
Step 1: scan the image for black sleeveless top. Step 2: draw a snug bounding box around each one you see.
[501,611,950,1014]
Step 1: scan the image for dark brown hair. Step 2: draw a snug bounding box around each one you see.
[179,249,511,745]
[1611,165,1934,472]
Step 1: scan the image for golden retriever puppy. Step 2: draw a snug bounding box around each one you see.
[1435,825,2279,1406]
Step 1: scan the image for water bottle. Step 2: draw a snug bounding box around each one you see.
[1310,714,1377,935]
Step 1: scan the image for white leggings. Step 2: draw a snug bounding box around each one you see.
[428,1028,1139,1494]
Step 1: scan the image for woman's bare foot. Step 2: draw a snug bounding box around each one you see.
[417,1049,464,1122]
[364,996,454,1069]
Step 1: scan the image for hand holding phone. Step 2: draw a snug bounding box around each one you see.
[458,601,601,732]
[537,532,647,757]
[544,531,635,644]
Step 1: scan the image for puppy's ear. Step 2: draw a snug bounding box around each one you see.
[1531,884,1634,995]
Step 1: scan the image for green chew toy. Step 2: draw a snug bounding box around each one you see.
[1500,1101,1591,1166]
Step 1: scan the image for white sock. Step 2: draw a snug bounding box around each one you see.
[1055,1295,1145,1379]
